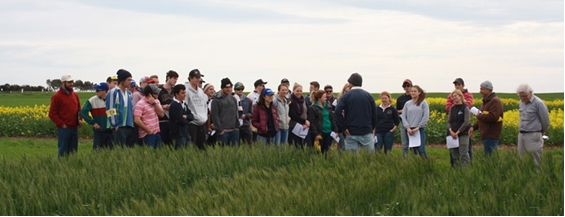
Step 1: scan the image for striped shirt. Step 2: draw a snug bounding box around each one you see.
[134,98,161,138]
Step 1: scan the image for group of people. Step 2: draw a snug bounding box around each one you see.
[48,69,550,166]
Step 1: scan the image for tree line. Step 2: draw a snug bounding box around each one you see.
[0,79,95,92]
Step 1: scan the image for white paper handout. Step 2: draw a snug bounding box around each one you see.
[470,107,481,116]
[330,132,340,143]
[446,136,459,149]
[408,130,421,147]
[374,136,378,143]
[239,119,244,127]
[292,124,309,139]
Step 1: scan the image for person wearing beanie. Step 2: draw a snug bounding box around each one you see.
[185,68,208,150]
[445,77,474,166]
[335,73,378,153]
[469,80,504,156]
[211,78,240,146]
[80,82,113,150]
[49,74,82,157]
[396,78,413,157]
[106,69,136,148]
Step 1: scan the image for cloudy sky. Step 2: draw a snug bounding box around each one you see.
[1,0,563,93]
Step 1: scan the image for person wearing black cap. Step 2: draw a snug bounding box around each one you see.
[133,84,165,149]
[184,69,208,150]
[396,79,412,157]
[80,82,113,150]
[211,78,240,146]
[248,79,267,104]
[106,69,136,148]
[335,73,378,153]
[445,77,475,165]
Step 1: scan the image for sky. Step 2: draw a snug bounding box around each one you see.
[1,0,563,93]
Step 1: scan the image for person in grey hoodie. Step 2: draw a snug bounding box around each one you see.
[211,78,240,146]
[273,83,290,145]
[184,69,208,150]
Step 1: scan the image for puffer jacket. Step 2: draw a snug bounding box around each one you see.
[252,103,279,134]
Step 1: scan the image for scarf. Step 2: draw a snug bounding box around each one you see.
[291,94,305,115]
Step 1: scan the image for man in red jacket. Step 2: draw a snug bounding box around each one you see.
[49,74,82,157]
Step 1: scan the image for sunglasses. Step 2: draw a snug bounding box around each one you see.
[402,85,411,88]
[235,88,244,91]
[325,90,333,93]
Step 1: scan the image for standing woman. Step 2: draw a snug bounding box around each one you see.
[447,90,471,167]
[401,85,430,158]
[288,83,311,149]
[375,91,399,154]
[308,90,338,154]
[332,83,350,151]
[252,88,279,145]
[274,84,290,146]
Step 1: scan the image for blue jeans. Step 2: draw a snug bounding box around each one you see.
[221,130,240,146]
[274,129,289,146]
[257,135,274,145]
[57,127,78,157]
[114,127,137,148]
[483,138,499,156]
[174,136,190,150]
[375,131,395,154]
[344,133,375,153]
[144,134,162,149]
[93,130,113,150]
[404,128,427,159]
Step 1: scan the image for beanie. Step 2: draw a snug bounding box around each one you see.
[221,77,233,89]
[347,73,363,87]
[480,80,493,91]
[116,69,132,84]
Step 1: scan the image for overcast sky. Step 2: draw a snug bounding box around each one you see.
[1,0,563,93]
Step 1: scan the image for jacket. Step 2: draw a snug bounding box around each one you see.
[334,87,378,135]
[239,95,253,127]
[252,103,279,134]
[106,87,134,128]
[169,99,194,139]
[375,104,399,134]
[49,86,82,129]
[289,96,308,130]
[274,96,290,130]
[80,95,110,132]
[307,102,338,137]
[211,91,240,133]
[471,92,504,139]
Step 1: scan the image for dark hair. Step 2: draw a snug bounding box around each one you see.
[143,85,154,96]
[412,85,426,106]
[312,90,325,102]
[310,81,320,89]
[106,76,112,83]
[173,84,186,96]
[278,83,289,91]
[257,90,267,108]
[324,84,333,90]
[166,70,179,81]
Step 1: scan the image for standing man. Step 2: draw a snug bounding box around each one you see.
[446,77,474,165]
[107,69,136,147]
[134,84,165,148]
[80,82,113,150]
[396,79,412,157]
[150,75,160,87]
[49,74,82,157]
[234,82,253,145]
[469,80,504,156]
[169,84,194,150]
[211,78,240,146]
[158,70,179,145]
[106,76,118,90]
[324,85,336,110]
[517,84,549,167]
[185,69,208,150]
[248,79,267,104]
[305,81,320,107]
[335,73,378,153]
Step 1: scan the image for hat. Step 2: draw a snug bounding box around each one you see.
[480,80,493,91]
[453,78,464,85]
[189,69,204,78]
[61,74,73,82]
[281,78,289,84]
[116,69,132,83]
[254,79,267,88]
[199,78,206,83]
[324,84,333,90]
[347,73,363,87]
[221,77,233,89]
[203,83,213,92]
[139,76,149,84]
[93,82,109,91]
[130,80,137,87]
[402,79,412,86]
[262,88,274,96]
[146,83,161,94]
[234,82,244,89]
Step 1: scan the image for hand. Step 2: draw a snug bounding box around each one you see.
[146,129,154,134]
[468,128,474,136]
[407,128,414,136]
[344,129,350,135]
[115,126,119,131]
[163,104,170,110]
[147,95,155,105]
[450,130,457,139]
[77,122,82,128]
[315,135,322,141]
[302,124,309,129]
[390,127,396,133]
[93,123,101,130]
[241,114,246,119]
[62,124,67,129]
[305,120,310,127]
[182,115,187,119]
[218,131,224,136]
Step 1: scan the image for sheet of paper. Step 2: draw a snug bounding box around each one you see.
[239,119,243,126]
[374,136,378,143]
[408,130,421,147]
[330,132,340,143]
[292,124,309,139]
[446,136,459,149]
[470,107,481,116]
[210,130,216,136]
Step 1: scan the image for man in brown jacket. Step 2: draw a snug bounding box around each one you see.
[469,80,503,156]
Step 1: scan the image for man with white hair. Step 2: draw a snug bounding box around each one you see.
[517,84,550,167]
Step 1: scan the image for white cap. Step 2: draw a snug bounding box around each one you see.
[61,74,73,82]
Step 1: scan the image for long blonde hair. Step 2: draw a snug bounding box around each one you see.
[337,83,350,100]
[451,89,466,104]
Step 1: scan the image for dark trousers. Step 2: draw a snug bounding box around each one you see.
[239,126,253,145]
[174,136,190,150]
[159,122,171,145]
[57,127,78,157]
[93,130,113,150]
[448,129,473,166]
[289,133,308,149]
[189,123,207,150]
[114,127,137,148]
[321,132,333,154]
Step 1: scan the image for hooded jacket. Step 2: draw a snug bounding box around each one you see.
[211,91,240,133]
[472,92,504,139]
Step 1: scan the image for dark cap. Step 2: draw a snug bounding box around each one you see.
[347,73,363,87]
[453,78,464,85]
[146,83,161,94]
[281,78,289,84]
[254,79,267,88]
[189,69,204,78]
[93,82,109,91]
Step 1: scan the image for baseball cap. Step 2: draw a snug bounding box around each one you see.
[262,88,274,96]
[130,80,137,87]
[234,82,244,89]
[139,76,149,84]
[453,78,464,85]
[402,79,412,86]
[147,83,161,94]
[254,79,267,88]
[61,75,73,82]
[93,82,109,91]
[189,69,204,78]
[281,78,289,84]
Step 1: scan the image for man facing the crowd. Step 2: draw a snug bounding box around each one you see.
[469,80,504,156]
[49,74,82,157]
